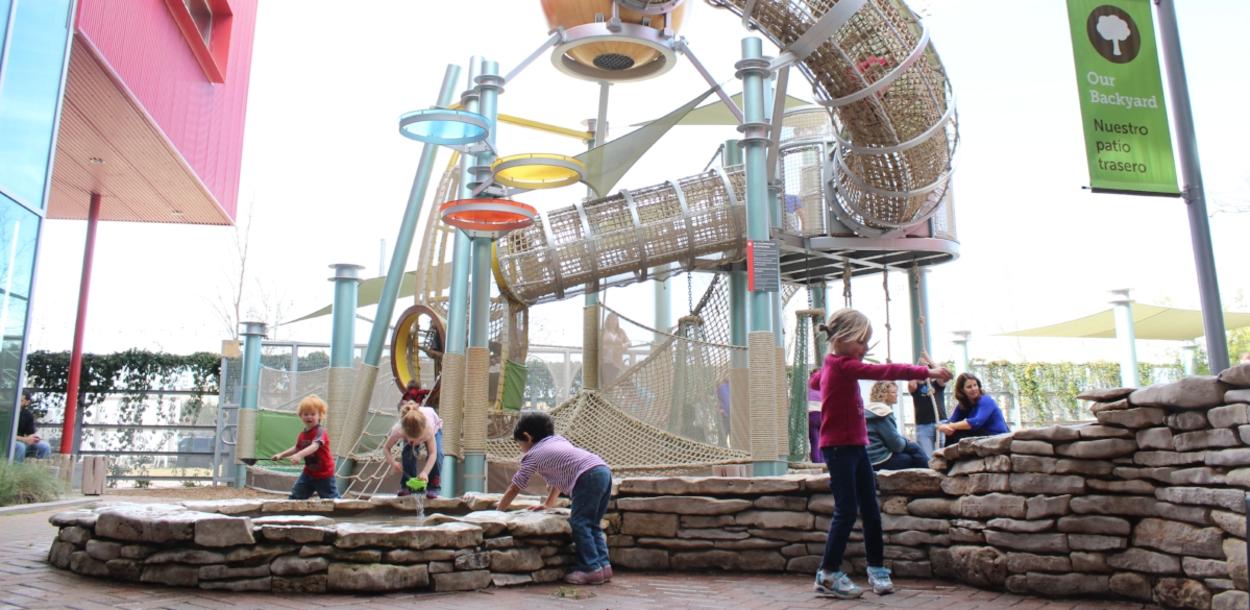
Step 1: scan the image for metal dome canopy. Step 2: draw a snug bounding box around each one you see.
[541,0,685,83]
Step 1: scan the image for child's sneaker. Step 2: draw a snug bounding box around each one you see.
[867,566,895,595]
[814,569,862,599]
[564,568,605,585]
[600,564,613,581]
[425,490,439,499]
[397,488,412,497]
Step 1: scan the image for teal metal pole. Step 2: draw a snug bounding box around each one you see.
[739,37,781,476]
[462,59,501,493]
[236,321,267,488]
[442,58,481,498]
[361,64,461,368]
[329,264,364,368]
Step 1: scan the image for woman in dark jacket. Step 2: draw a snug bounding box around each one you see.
[865,382,928,470]
[939,373,1010,443]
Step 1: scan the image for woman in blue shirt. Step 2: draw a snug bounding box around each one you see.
[939,373,1010,443]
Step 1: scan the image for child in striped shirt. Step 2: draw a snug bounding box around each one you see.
[497,411,612,585]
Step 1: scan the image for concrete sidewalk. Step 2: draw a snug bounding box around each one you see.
[0,503,1160,609]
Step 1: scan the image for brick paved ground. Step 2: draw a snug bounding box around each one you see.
[0,502,1161,610]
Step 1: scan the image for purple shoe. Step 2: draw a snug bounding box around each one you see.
[601,564,613,581]
[397,489,412,497]
[564,569,605,585]
[425,490,439,499]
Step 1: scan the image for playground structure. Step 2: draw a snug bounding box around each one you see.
[228,0,960,497]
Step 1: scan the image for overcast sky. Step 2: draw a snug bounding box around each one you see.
[26,0,1250,368]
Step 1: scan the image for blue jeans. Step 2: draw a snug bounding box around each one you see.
[13,440,51,463]
[875,441,929,470]
[568,465,612,573]
[401,430,443,493]
[289,472,338,499]
[914,423,938,458]
[820,446,884,572]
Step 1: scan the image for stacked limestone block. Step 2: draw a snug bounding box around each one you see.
[922,365,1250,610]
[605,475,839,574]
[46,495,575,593]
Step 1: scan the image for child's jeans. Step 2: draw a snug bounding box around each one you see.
[568,465,612,573]
[289,472,338,499]
[819,446,884,572]
[401,430,444,494]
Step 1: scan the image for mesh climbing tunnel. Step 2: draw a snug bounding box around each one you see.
[495,168,747,305]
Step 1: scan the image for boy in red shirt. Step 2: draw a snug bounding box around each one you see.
[273,395,338,499]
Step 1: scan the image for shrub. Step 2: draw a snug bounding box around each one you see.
[0,462,65,507]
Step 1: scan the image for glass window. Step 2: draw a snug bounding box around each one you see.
[0,0,73,210]
[0,196,40,460]
[183,0,213,46]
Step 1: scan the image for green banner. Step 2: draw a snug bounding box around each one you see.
[1067,0,1179,195]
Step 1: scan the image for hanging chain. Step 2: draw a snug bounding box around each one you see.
[882,266,892,364]
[842,257,853,308]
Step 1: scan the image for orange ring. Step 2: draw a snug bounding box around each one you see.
[440,198,537,234]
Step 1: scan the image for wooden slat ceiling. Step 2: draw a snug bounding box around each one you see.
[47,35,232,225]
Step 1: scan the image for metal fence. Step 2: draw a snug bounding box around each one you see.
[31,387,219,487]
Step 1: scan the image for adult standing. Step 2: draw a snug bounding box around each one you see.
[908,371,946,457]
[14,390,52,462]
[939,373,1010,443]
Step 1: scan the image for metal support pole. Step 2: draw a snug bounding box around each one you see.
[1110,289,1139,388]
[462,59,502,493]
[236,321,267,488]
[952,331,971,374]
[1181,341,1197,377]
[442,58,482,498]
[739,37,781,476]
[61,192,101,455]
[908,266,931,363]
[346,64,461,491]
[361,64,461,368]
[583,82,610,388]
[653,265,672,349]
[1155,0,1228,372]
[329,264,364,368]
[328,264,363,489]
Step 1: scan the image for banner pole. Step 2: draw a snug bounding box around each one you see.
[1154,0,1228,372]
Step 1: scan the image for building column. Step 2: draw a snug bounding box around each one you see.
[61,192,101,455]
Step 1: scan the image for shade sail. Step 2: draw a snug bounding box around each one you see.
[286,271,418,325]
[575,87,716,197]
[999,303,1250,341]
[633,91,814,126]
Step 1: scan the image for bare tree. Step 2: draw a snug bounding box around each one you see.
[212,201,292,341]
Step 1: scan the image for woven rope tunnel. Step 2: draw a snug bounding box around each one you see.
[709,0,957,234]
[495,168,746,305]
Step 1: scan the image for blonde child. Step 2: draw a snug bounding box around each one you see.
[808,309,951,599]
[382,400,443,498]
[273,395,338,499]
[497,411,612,586]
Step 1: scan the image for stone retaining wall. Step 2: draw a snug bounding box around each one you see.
[46,495,576,593]
[603,366,1250,610]
[46,365,1250,609]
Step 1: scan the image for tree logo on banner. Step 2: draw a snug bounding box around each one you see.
[1086,5,1140,63]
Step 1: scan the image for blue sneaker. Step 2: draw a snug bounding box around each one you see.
[814,570,863,599]
[867,566,894,595]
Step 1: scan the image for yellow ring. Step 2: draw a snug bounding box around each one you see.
[491,153,585,189]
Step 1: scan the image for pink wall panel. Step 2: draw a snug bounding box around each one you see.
[74,0,257,221]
